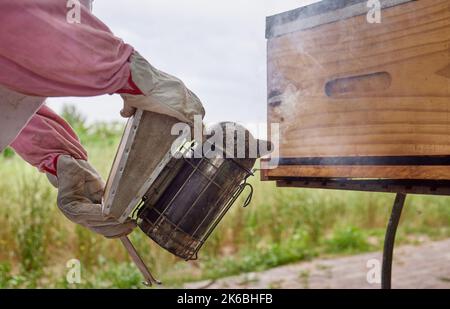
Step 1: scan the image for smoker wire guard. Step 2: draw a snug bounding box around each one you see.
[133,143,255,261]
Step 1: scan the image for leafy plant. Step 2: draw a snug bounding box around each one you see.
[14,175,53,274]
[1,147,15,159]
[325,226,371,254]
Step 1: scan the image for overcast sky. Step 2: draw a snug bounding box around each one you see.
[47,0,320,128]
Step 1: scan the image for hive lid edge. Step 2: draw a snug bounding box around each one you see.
[266,0,416,39]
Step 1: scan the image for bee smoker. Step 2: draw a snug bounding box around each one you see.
[136,122,259,261]
[103,112,270,285]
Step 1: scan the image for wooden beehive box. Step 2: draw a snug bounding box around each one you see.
[262,0,450,181]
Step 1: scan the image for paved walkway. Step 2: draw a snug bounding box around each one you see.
[185,239,450,289]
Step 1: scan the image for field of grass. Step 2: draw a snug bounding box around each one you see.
[0,106,449,288]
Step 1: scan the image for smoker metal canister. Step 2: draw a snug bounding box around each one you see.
[137,123,258,260]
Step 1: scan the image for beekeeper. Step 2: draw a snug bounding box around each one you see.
[0,0,205,238]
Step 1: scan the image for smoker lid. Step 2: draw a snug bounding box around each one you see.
[265,0,415,39]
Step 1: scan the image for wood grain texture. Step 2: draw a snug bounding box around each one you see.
[264,165,450,180]
[265,0,450,180]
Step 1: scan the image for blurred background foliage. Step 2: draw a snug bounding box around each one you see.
[0,105,449,288]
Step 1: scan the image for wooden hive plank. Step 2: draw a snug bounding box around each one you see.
[264,0,450,180]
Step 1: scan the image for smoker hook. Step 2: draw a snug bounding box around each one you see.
[242,181,254,208]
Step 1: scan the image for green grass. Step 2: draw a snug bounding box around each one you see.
[0,106,449,288]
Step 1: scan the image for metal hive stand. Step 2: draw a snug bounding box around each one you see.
[275,178,450,289]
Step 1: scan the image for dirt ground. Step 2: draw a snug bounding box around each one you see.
[185,239,450,289]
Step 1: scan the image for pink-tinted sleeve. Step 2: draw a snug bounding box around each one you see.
[10,105,88,176]
[0,0,133,97]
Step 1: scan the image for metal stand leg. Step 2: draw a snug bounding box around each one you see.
[381,193,406,289]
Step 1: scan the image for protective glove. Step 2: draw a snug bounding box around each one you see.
[54,155,136,238]
[119,51,205,125]
[11,106,136,238]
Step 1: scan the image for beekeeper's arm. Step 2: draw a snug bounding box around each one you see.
[0,0,204,238]
[10,105,135,238]
[0,0,205,125]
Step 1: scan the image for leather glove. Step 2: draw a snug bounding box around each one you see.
[52,155,136,238]
[120,51,205,125]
